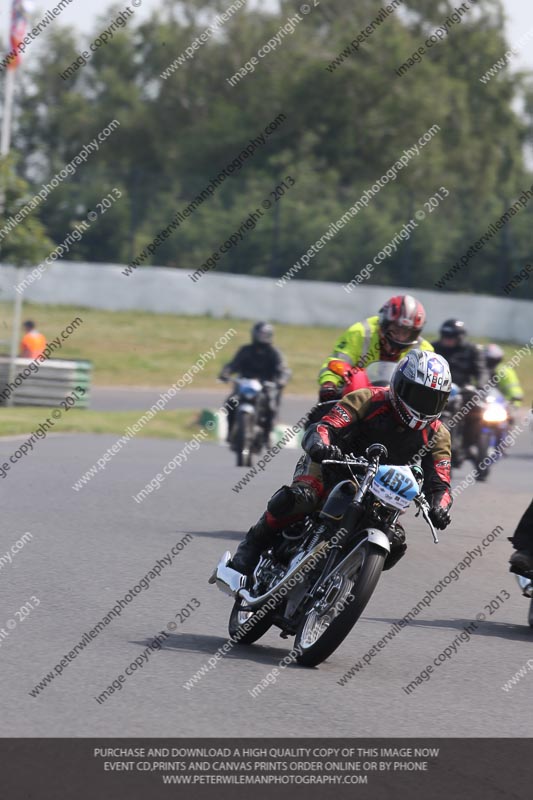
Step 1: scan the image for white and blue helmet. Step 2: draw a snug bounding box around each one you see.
[390,350,452,430]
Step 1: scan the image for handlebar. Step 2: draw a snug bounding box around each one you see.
[414,495,439,544]
[323,450,439,544]
[228,378,279,388]
[322,457,368,467]
[322,443,387,469]
[366,442,388,461]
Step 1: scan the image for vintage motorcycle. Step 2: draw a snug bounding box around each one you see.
[209,443,439,667]
[442,384,510,478]
[229,378,274,467]
[480,388,510,456]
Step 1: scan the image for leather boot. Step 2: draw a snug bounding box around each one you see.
[230,514,277,575]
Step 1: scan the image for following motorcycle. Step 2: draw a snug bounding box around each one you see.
[209,443,438,667]
[229,378,275,467]
[442,384,510,478]
[481,388,510,458]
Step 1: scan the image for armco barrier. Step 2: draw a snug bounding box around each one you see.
[0,357,92,407]
[1,262,532,343]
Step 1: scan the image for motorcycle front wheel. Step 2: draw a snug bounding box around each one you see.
[475,429,491,481]
[234,412,254,467]
[295,543,386,667]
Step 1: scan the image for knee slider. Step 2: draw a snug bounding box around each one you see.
[267,486,296,517]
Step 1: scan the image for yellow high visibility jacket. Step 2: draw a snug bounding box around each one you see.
[319,315,434,387]
[494,365,524,406]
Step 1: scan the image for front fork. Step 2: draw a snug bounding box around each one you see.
[306,527,391,620]
[290,459,387,616]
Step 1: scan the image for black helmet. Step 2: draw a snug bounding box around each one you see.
[439,319,466,341]
[251,321,273,345]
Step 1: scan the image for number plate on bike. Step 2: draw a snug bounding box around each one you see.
[370,465,419,510]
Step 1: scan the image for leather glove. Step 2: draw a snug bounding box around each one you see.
[319,382,341,403]
[308,442,343,464]
[429,505,451,530]
[218,371,230,383]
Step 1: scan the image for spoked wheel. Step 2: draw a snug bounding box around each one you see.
[228,598,275,644]
[295,543,386,667]
[234,413,254,467]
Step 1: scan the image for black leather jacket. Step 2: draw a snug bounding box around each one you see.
[431,341,487,388]
[221,344,289,385]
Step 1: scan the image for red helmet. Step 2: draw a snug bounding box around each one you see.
[378,295,426,356]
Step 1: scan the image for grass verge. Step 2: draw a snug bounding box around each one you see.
[1,301,337,390]
[0,302,531,426]
[0,408,211,440]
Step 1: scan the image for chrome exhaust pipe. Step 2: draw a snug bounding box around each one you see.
[237,541,328,609]
[208,551,247,596]
[210,531,386,607]
[209,542,329,607]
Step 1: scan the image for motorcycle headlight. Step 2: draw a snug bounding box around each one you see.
[483,405,508,423]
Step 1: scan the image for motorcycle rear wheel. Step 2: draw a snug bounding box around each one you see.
[295,544,386,667]
[228,599,275,644]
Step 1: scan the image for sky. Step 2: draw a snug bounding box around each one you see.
[0,0,533,63]
[1,1,533,73]
[501,0,533,70]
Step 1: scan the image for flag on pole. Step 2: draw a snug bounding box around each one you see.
[8,0,27,70]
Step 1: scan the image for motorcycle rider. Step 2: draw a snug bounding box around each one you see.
[318,295,434,405]
[485,343,524,411]
[230,350,453,576]
[432,320,488,389]
[433,319,488,475]
[509,498,533,577]
[219,322,290,442]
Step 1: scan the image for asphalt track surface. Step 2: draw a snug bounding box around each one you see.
[1,398,532,737]
[91,386,231,412]
[91,386,310,423]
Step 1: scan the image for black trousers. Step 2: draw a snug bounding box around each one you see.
[511,498,533,553]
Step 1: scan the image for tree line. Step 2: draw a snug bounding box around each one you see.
[1,0,533,299]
